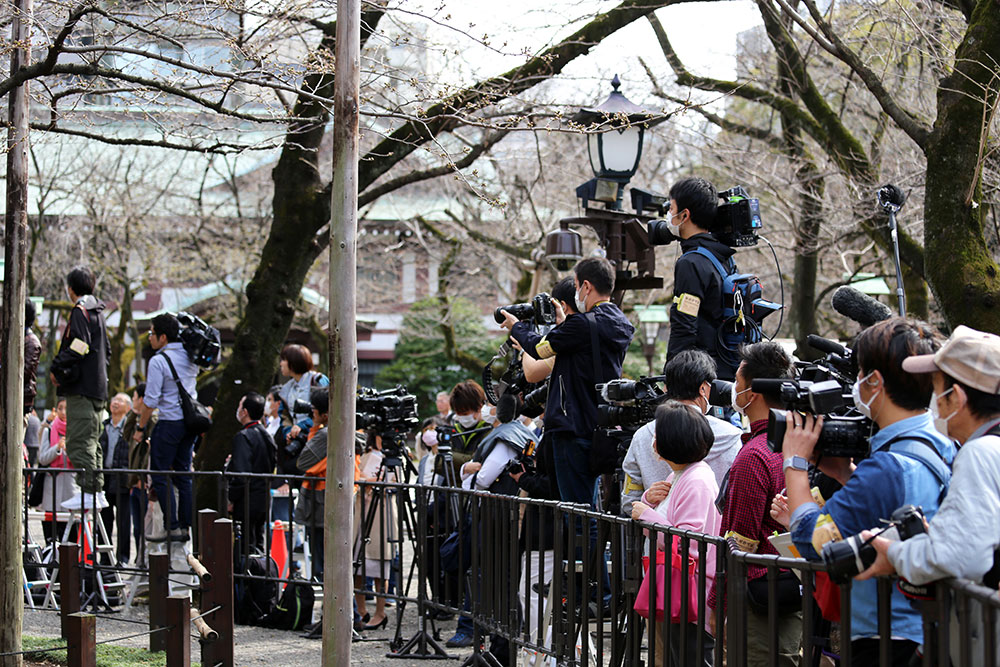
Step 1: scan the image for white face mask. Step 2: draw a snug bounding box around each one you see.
[574,287,587,313]
[666,209,683,237]
[482,405,496,425]
[929,387,958,438]
[264,399,273,416]
[731,384,752,415]
[455,413,478,428]
[236,406,244,423]
[421,429,438,446]
[851,371,880,419]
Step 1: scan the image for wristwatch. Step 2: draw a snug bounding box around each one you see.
[136,423,146,433]
[783,456,809,474]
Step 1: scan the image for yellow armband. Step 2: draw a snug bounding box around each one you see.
[673,293,701,317]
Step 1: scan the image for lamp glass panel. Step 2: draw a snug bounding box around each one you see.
[642,320,660,346]
[588,133,602,176]
[600,126,640,173]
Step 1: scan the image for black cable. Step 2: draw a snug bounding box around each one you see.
[758,236,784,340]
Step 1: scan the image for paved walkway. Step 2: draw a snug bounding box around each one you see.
[22,601,474,665]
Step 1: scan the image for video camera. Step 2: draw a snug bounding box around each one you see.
[748,336,872,459]
[647,184,763,248]
[356,386,419,447]
[176,311,221,368]
[821,504,926,585]
[596,376,668,436]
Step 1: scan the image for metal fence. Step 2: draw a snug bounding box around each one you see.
[20,465,1000,667]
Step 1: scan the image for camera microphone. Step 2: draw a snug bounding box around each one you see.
[877,183,906,212]
[496,393,519,424]
[831,285,893,328]
[806,334,849,358]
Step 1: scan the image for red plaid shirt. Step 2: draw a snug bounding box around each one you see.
[708,419,786,609]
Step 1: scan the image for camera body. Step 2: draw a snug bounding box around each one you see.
[176,311,221,368]
[760,336,872,460]
[821,505,926,584]
[714,186,762,247]
[356,386,419,445]
[494,292,557,329]
[596,376,668,434]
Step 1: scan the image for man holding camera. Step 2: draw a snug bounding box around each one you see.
[622,350,741,515]
[662,178,739,380]
[709,341,800,665]
[857,325,1000,588]
[136,313,200,542]
[500,257,634,505]
[779,318,954,666]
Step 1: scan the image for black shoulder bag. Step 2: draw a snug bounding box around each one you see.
[160,353,212,435]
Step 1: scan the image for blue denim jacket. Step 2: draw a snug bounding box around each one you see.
[789,412,955,642]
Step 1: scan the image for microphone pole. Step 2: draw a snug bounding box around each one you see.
[877,185,907,317]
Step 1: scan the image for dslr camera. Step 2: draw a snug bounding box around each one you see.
[484,292,557,421]
[821,505,926,585]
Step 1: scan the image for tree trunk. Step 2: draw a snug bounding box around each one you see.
[1,1,30,662]
[923,0,1000,331]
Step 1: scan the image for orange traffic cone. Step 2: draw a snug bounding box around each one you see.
[271,520,289,584]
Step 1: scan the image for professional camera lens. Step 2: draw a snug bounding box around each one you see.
[647,219,677,246]
[494,303,534,324]
[821,534,877,584]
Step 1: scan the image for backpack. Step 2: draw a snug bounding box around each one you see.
[261,579,315,631]
[234,552,280,626]
[690,247,781,356]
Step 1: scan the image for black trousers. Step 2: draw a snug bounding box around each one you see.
[100,490,132,563]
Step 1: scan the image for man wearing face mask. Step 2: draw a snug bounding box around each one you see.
[621,350,742,516]
[857,326,1000,589]
[709,341,800,665]
[779,318,954,666]
[499,257,634,505]
[662,177,740,380]
[228,392,277,552]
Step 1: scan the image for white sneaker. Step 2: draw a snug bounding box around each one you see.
[61,492,109,511]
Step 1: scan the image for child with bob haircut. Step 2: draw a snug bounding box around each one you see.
[631,400,722,666]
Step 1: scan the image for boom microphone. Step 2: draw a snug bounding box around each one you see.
[831,286,894,328]
[806,334,850,359]
[877,184,906,212]
[495,392,519,424]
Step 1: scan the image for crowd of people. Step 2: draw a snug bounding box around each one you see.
[15,222,1000,666]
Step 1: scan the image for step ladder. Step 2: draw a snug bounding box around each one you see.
[42,506,127,610]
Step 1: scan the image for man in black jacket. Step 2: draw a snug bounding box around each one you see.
[229,392,277,552]
[500,257,634,505]
[662,177,741,380]
[51,266,111,509]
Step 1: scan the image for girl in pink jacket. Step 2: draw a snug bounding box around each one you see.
[631,401,722,667]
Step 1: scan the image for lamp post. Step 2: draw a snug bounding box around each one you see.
[634,305,668,375]
[542,75,665,304]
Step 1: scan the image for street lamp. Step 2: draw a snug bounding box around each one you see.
[634,305,669,375]
[573,75,651,210]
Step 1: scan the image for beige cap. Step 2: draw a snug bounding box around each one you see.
[901,325,1000,394]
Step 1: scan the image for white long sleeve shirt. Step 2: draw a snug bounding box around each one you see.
[889,418,1000,585]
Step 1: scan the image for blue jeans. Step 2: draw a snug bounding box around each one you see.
[149,419,197,531]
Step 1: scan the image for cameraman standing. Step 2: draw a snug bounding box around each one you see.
[137,313,200,542]
[500,257,634,505]
[779,318,954,665]
[662,178,739,380]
